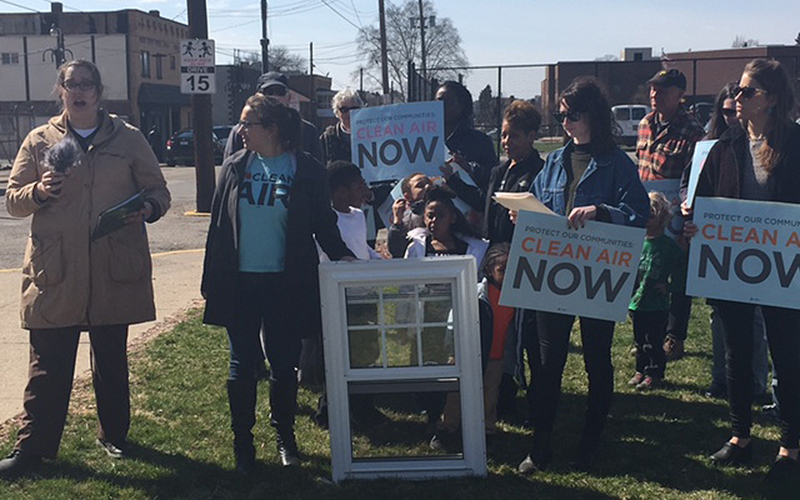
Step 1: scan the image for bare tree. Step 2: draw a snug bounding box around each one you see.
[355,0,468,99]
[238,46,307,74]
[731,35,759,48]
[594,54,620,61]
[795,32,800,45]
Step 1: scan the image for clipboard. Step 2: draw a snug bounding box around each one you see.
[91,190,146,241]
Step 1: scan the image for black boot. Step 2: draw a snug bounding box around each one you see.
[227,380,257,475]
[0,450,41,478]
[270,377,300,467]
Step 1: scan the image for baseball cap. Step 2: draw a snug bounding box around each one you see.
[256,71,288,94]
[647,69,687,90]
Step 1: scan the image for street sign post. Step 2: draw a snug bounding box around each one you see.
[180,39,215,94]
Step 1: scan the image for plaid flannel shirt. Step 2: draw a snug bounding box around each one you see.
[636,107,705,181]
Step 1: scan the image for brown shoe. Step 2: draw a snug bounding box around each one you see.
[663,336,685,361]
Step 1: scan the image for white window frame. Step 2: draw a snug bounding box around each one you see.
[320,256,487,482]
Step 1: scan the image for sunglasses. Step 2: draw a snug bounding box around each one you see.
[721,108,736,117]
[62,80,96,92]
[733,86,767,99]
[553,110,581,123]
[261,86,287,97]
[339,106,361,114]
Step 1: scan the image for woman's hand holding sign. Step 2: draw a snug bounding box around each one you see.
[567,205,597,229]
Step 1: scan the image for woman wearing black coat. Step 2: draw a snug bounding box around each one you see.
[201,95,353,474]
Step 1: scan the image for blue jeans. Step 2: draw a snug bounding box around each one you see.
[710,305,769,395]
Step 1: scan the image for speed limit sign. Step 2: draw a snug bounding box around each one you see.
[180,39,216,94]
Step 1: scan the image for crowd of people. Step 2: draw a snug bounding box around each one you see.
[1,57,798,487]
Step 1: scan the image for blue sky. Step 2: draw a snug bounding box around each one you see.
[4,0,799,98]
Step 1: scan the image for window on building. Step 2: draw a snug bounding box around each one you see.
[141,50,151,77]
[156,54,163,80]
[634,53,643,61]
[1,52,20,65]
[170,55,175,70]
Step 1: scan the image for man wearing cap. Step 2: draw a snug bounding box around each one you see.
[223,71,323,162]
[637,68,705,361]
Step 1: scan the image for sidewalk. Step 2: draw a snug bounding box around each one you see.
[0,249,205,425]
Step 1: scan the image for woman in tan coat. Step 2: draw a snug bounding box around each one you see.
[0,60,170,477]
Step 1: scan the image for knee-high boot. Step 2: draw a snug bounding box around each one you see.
[227,379,257,474]
[269,377,300,466]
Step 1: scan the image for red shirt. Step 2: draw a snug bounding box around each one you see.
[488,284,515,360]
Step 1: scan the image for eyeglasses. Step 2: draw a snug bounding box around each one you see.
[339,106,361,114]
[238,120,262,130]
[261,86,287,97]
[553,110,581,123]
[721,108,736,117]
[61,80,96,92]
[733,86,767,99]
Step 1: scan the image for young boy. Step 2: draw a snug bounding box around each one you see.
[320,160,382,261]
[387,172,432,257]
[628,191,686,390]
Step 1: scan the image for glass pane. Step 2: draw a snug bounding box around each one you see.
[614,108,630,120]
[349,329,382,369]
[420,283,453,323]
[632,107,647,120]
[348,382,464,460]
[381,285,416,327]
[385,327,415,367]
[345,286,379,326]
[420,325,453,366]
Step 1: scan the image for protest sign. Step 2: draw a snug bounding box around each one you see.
[351,102,445,183]
[642,179,683,240]
[499,210,645,322]
[685,140,717,208]
[687,197,800,309]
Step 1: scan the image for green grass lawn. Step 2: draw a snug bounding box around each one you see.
[1,301,796,499]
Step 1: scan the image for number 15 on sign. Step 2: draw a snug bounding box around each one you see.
[181,73,215,94]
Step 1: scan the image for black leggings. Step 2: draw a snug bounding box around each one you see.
[531,311,615,451]
[716,302,800,449]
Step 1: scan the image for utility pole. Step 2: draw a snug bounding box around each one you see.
[187,0,215,213]
[260,0,269,73]
[378,0,389,95]
[417,0,426,82]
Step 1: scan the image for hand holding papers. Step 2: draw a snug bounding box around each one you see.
[91,190,146,241]
[492,192,555,215]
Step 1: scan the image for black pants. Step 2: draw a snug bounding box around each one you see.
[15,325,129,459]
[716,302,800,449]
[666,283,692,342]
[631,309,669,378]
[521,309,541,422]
[226,273,301,432]
[532,311,615,451]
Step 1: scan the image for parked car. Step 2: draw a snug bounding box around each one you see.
[213,125,234,145]
[165,129,223,166]
[689,102,714,131]
[612,104,650,146]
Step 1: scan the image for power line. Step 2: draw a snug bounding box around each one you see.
[0,0,40,13]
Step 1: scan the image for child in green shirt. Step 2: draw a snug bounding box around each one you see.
[628,191,686,390]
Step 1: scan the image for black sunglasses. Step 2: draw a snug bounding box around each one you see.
[62,80,96,92]
[340,106,361,113]
[721,108,736,117]
[553,110,581,123]
[733,85,766,99]
[261,86,287,97]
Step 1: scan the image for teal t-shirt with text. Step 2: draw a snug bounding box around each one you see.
[238,152,295,272]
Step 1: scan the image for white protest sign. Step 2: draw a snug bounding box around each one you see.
[499,210,646,322]
[642,179,683,240]
[686,197,800,309]
[685,140,717,208]
[351,102,445,183]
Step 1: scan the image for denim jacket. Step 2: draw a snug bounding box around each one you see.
[531,141,649,228]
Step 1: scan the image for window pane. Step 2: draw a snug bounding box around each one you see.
[614,108,630,121]
[345,286,379,326]
[384,327,415,367]
[349,329,381,369]
[632,108,647,120]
